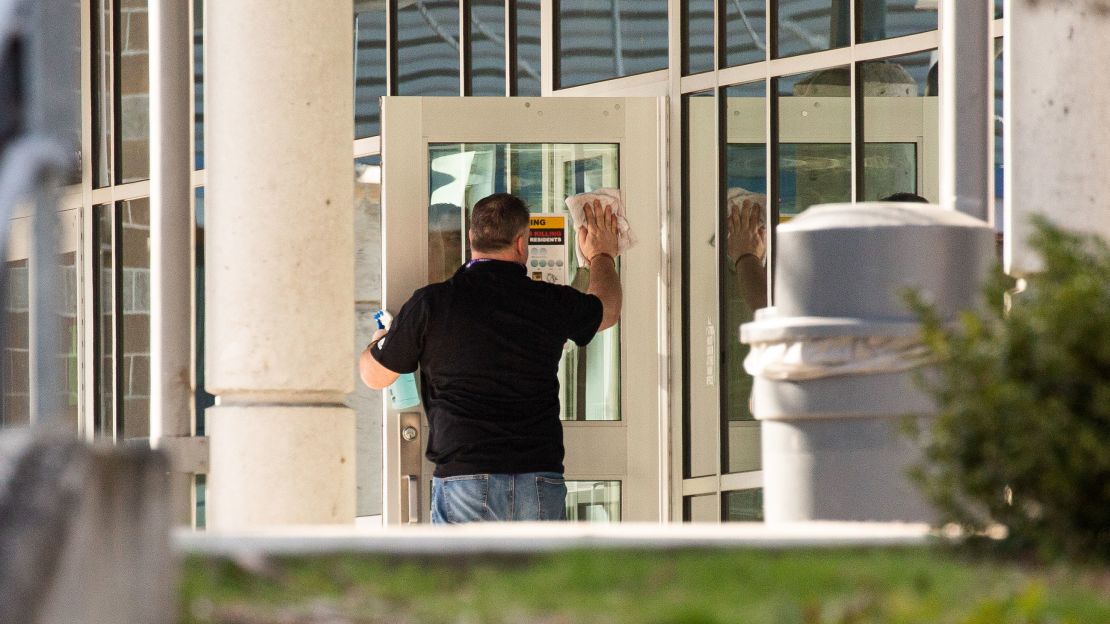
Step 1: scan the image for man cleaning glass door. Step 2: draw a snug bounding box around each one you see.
[360,194,623,522]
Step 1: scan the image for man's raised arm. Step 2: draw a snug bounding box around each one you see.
[578,200,623,331]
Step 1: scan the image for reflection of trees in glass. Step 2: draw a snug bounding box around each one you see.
[558,0,668,88]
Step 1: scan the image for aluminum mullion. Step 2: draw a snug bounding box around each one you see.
[111,200,124,440]
[79,0,95,438]
[540,0,554,95]
[553,69,670,96]
[386,0,397,95]
[716,61,768,89]
[851,30,938,61]
[680,71,718,93]
[848,0,858,203]
[459,0,470,96]
[505,0,514,95]
[719,469,761,491]
[89,179,152,205]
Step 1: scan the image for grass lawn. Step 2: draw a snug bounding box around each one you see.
[180,547,1110,623]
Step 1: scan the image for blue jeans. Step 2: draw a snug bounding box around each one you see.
[431,472,567,524]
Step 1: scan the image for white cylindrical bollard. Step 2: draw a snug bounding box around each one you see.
[206,0,355,528]
[742,203,995,524]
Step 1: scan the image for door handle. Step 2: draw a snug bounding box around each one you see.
[404,475,418,524]
[399,412,422,523]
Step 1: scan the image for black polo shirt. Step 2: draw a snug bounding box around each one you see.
[371,259,604,477]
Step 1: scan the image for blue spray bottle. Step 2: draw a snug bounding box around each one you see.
[374,310,422,410]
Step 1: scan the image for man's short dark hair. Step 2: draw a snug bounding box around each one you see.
[880,192,930,203]
[470,193,529,252]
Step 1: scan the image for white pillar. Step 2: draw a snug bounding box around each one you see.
[149,0,195,526]
[938,0,991,221]
[206,0,355,528]
[1006,4,1110,274]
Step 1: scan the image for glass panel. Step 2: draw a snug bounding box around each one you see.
[995,0,1003,19]
[396,0,459,96]
[194,189,214,437]
[683,0,714,75]
[94,204,114,436]
[723,81,766,474]
[195,474,207,529]
[353,156,383,517]
[93,0,113,188]
[722,0,766,68]
[723,487,763,521]
[2,260,30,427]
[120,198,150,438]
[469,0,505,96]
[427,143,620,422]
[858,51,938,202]
[774,0,850,59]
[556,0,668,89]
[683,91,718,478]
[118,0,150,183]
[59,251,79,427]
[858,0,937,43]
[776,68,851,218]
[566,480,620,521]
[684,493,718,521]
[512,1,542,96]
[193,0,204,169]
[994,38,1004,241]
[355,1,388,138]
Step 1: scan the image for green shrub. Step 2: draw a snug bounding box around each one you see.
[908,217,1110,561]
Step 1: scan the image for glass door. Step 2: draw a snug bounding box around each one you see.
[380,97,665,524]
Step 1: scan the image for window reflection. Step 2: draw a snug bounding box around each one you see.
[557,0,668,88]
[426,143,620,422]
[994,38,1004,237]
[118,0,150,183]
[2,260,29,426]
[93,0,113,187]
[194,189,215,436]
[397,0,459,96]
[194,0,204,169]
[683,0,714,75]
[469,0,506,95]
[684,493,718,521]
[94,205,114,436]
[120,198,151,438]
[858,51,938,202]
[775,68,851,217]
[722,0,766,68]
[566,480,620,522]
[858,1,937,43]
[775,0,849,58]
[682,91,717,478]
[512,1,542,95]
[355,2,388,137]
[723,81,766,474]
[723,488,763,521]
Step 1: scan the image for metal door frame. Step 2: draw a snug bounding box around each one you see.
[380,96,668,524]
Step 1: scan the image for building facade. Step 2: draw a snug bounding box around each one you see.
[2,0,1010,526]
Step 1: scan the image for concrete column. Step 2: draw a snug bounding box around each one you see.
[1006,4,1110,275]
[938,0,990,221]
[206,1,355,528]
[149,0,194,526]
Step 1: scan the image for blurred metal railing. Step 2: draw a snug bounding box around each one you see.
[0,0,79,427]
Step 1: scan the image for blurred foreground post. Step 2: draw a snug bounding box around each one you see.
[0,1,175,622]
[0,433,174,624]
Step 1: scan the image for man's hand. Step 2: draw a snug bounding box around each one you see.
[577,199,620,265]
[726,198,766,265]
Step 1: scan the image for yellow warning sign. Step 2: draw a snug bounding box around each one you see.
[528,212,569,285]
